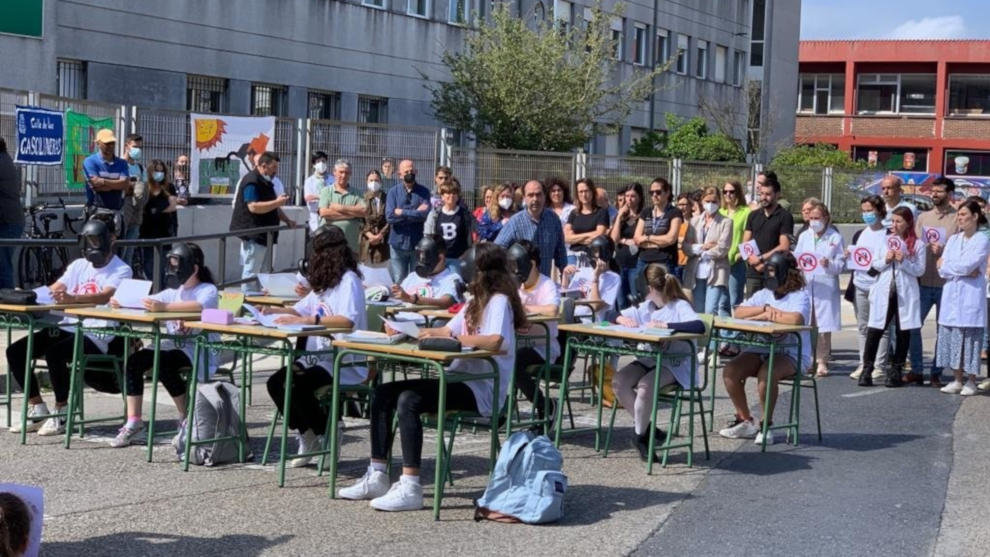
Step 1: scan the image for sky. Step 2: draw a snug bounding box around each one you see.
[800,0,990,40]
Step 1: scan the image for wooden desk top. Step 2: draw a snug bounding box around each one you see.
[184,321,351,339]
[0,303,92,313]
[713,317,811,335]
[418,309,560,325]
[64,307,203,323]
[244,295,298,306]
[332,340,501,362]
[558,322,704,343]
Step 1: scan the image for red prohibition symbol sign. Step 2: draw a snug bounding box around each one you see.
[887,236,904,251]
[853,247,872,267]
[798,253,818,272]
[924,228,940,244]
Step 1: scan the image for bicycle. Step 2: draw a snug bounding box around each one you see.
[18,192,84,289]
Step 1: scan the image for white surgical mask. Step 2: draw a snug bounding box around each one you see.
[367,181,381,192]
[498,198,513,210]
[809,219,825,233]
[152,171,165,182]
[704,202,719,215]
[314,161,328,175]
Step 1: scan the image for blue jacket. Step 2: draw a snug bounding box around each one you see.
[385,182,431,250]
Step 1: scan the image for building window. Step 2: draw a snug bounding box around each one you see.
[798,73,844,115]
[853,146,928,171]
[358,95,388,124]
[695,40,708,79]
[408,0,429,17]
[449,0,472,24]
[733,50,745,86]
[676,34,689,74]
[944,149,990,176]
[251,83,288,116]
[714,45,727,83]
[553,0,571,32]
[656,29,670,65]
[308,90,341,120]
[56,59,86,99]
[186,74,227,113]
[633,24,647,66]
[856,73,935,114]
[611,18,623,61]
[949,75,990,115]
[363,0,386,7]
[750,0,765,67]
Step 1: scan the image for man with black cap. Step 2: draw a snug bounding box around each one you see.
[561,235,621,322]
[6,217,131,437]
[390,236,463,310]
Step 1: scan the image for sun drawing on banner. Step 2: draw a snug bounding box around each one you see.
[195,118,227,151]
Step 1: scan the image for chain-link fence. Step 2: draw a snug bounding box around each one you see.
[680,160,752,195]
[767,166,826,222]
[450,148,575,206]
[585,155,671,200]
[309,120,439,189]
[133,107,188,176]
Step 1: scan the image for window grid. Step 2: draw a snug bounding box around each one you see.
[186,74,227,113]
[251,83,288,117]
[308,90,342,120]
[56,60,86,99]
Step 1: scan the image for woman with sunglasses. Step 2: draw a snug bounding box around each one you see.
[719,180,751,311]
[634,178,682,280]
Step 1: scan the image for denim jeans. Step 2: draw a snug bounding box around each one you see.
[909,285,942,376]
[617,265,640,310]
[388,246,416,285]
[240,240,268,292]
[0,222,24,289]
[728,260,746,309]
[120,224,140,268]
[691,281,729,317]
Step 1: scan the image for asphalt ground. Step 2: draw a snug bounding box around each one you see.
[1,303,987,556]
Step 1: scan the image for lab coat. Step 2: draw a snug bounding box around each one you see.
[937,231,990,328]
[795,227,846,333]
[867,238,926,330]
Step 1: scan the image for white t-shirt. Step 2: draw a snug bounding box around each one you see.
[647,298,701,389]
[568,267,620,321]
[399,267,463,303]
[738,288,813,371]
[57,256,132,352]
[446,293,517,417]
[852,226,887,291]
[304,174,329,232]
[518,274,561,363]
[150,282,219,380]
[292,270,368,385]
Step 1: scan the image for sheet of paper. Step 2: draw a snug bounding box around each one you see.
[886,235,906,253]
[619,306,640,324]
[847,245,874,271]
[241,303,281,327]
[382,317,421,338]
[922,226,947,246]
[33,286,54,305]
[739,239,761,259]
[111,279,152,309]
[796,252,824,277]
[257,273,299,298]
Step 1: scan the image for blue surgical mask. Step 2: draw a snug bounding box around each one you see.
[129,147,142,160]
[152,171,165,182]
[862,212,878,226]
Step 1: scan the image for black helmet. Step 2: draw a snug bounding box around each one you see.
[458,245,476,285]
[79,219,112,268]
[414,236,442,277]
[588,235,614,267]
[164,243,196,289]
[764,251,796,292]
[507,242,533,284]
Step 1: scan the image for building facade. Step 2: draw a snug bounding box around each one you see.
[796,40,990,176]
[1,0,795,157]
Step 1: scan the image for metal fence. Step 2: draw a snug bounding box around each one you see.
[450,147,575,206]
[585,155,670,199]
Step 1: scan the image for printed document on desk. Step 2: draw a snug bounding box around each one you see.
[242,303,281,327]
[257,273,299,298]
[111,279,152,309]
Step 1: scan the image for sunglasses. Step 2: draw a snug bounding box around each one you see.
[650,190,664,196]
[722,189,736,195]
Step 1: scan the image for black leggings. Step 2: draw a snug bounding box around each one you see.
[370,379,478,469]
[266,364,333,436]
[125,348,192,398]
[5,329,124,404]
[514,347,559,419]
[862,290,911,372]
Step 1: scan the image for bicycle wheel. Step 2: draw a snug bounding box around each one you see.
[17,247,45,289]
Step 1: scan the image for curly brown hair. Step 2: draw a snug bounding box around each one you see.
[308,225,363,293]
[464,243,528,333]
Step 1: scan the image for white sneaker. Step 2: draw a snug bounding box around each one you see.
[10,403,49,433]
[961,380,978,396]
[109,421,145,448]
[37,416,65,436]
[941,381,964,394]
[978,379,990,391]
[850,366,863,380]
[338,467,390,500]
[370,476,424,512]
[289,430,321,468]
[872,367,885,380]
[755,430,774,446]
[719,417,759,439]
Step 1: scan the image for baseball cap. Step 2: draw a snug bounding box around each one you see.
[95,129,117,144]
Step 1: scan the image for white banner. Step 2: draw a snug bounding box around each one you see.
[189,114,275,198]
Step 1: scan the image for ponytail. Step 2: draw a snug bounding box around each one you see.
[187,243,216,285]
[0,493,31,557]
[643,263,689,305]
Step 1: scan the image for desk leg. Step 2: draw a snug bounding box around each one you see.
[594,350,606,452]
[553,338,575,447]
[488,358,500,472]
[5,326,11,430]
[146,326,162,462]
[433,361,447,521]
[18,318,36,445]
[760,341,775,453]
[278,342,296,488]
[63,324,85,449]
[504,349,517,437]
[238,342,248,463]
[182,337,202,472]
[646,351,665,475]
[328,351,345,498]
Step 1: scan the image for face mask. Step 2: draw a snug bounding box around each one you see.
[704,202,719,215]
[314,161,328,175]
[152,171,165,182]
[403,172,416,184]
[367,181,381,192]
[129,147,142,160]
[862,212,878,226]
[498,198,513,210]
[809,219,825,233]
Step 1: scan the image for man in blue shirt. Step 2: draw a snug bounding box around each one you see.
[82,129,130,212]
[385,159,431,283]
[495,179,568,278]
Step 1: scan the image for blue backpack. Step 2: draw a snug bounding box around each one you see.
[474,431,567,524]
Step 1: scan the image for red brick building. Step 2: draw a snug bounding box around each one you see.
[796,40,990,177]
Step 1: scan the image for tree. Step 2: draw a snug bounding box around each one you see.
[770,143,866,169]
[658,114,745,162]
[427,2,665,152]
[627,130,666,158]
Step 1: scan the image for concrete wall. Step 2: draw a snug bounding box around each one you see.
[0,0,58,93]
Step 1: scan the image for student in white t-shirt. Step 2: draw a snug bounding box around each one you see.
[339,243,526,512]
[508,240,561,420]
[563,235,621,322]
[612,263,704,463]
[260,225,367,467]
[7,218,131,437]
[107,243,218,448]
[390,236,462,308]
[718,252,812,446]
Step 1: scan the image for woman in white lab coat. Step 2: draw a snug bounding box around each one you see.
[859,206,926,388]
[936,200,990,396]
[794,201,846,377]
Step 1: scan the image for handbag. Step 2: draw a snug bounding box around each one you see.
[418,337,462,352]
[0,289,37,305]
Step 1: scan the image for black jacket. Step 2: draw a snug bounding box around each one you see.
[230,170,279,245]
